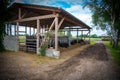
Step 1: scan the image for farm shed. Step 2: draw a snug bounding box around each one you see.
[5,3,91,54]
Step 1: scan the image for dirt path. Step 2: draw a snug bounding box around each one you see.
[48,43,120,80]
[49,43,120,80]
[0,43,120,80]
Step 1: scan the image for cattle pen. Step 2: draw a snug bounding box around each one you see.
[4,3,91,55]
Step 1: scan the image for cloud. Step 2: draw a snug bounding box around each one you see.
[91,27,107,36]
[65,5,107,36]
[65,5,92,26]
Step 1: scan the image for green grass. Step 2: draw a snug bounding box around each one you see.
[90,38,101,45]
[19,36,26,43]
[104,41,120,65]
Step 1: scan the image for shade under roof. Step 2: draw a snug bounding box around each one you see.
[8,3,91,29]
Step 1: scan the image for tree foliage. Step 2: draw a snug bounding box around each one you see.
[90,34,98,38]
[83,0,120,48]
[0,0,10,52]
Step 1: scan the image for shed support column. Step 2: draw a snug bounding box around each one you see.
[36,19,40,54]
[55,16,58,50]
[14,25,16,36]
[30,27,31,36]
[16,22,19,38]
[25,27,27,35]
[19,8,21,19]
[89,30,90,42]
[81,30,83,39]
[9,24,12,36]
[5,24,8,35]
[77,28,78,43]
[69,27,71,46]
[16,22,19,51]
[33,28,35,35]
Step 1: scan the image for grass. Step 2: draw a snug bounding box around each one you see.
[104,41,120,65]
[90,38,101,45]
[19,36,26,43]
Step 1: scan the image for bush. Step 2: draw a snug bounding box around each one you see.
[39,46,46,56]
[39,43,48,56]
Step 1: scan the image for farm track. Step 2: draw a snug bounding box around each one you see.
[0,43,120,80]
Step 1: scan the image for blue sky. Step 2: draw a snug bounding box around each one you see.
[13,0,107,36]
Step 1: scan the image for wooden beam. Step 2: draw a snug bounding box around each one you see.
[49,18,55,31]
[21,11,27,19]
[36,19,40,54]
[10,14,59,23]
[55,16,58,50]
[57,18,64,30]
[19,8,21,19]
[22,5,61,12]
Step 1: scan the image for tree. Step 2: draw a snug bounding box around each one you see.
[0,0,10,52]
[91,34,98,38]
[83,0,120,48]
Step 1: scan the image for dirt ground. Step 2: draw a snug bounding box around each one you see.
[0,43,120,80]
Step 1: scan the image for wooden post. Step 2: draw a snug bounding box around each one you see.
[7,24,9,35]
[33,27,35,35]
[19,8,21,19]
[81,30,83,39]
[14,25,16,36]
[25,26,27,35]
[36,19,40,54]
[9,24,12,35]
[16,22,19,38]
[30,27,31,36]
[55,16,58,50]
[16,22,19,51]
[89,30,90,42]
[5,24,7,35]
[77,28,78,43]
[83,31,85,40]
[69,27,71,46]
[6,24,9,35]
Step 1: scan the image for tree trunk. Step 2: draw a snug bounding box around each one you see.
[111,11,119,48]
[112,29,119,48]
[110,35,112,45]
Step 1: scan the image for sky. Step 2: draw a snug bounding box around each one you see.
[13,0,107,36]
